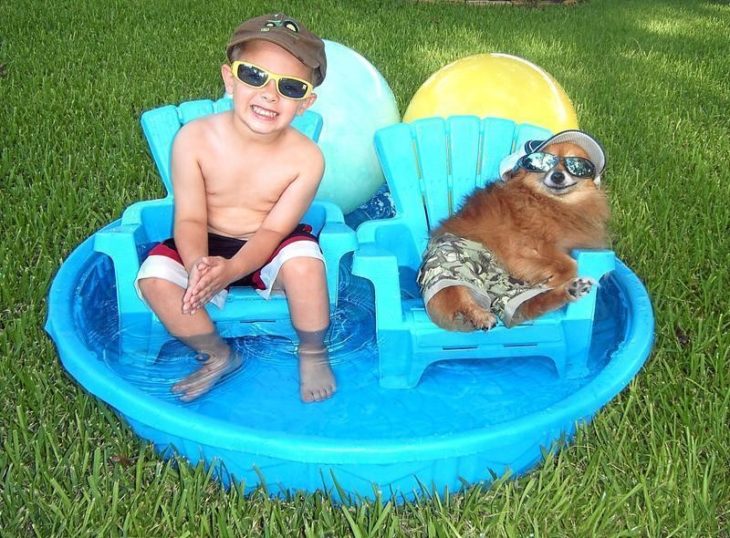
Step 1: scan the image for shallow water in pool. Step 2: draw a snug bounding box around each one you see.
[73,246,626,442]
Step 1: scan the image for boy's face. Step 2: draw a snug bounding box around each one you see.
[222,40,317,137]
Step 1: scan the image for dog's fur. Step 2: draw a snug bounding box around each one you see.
[425,141,610,331]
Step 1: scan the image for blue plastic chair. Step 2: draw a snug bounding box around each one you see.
[352,116,615,388]
[95,97,357,362]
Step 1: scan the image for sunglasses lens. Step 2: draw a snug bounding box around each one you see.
[278,78,310,99]
[236,64,268,87]
[564,157,596,178]
[521,152,558,172]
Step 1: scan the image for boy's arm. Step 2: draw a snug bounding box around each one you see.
[229,147,325,276]
[170,125,209,273]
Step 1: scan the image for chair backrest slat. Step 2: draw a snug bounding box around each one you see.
[374,125,429,234]
[140,97,322,197]
[479,117,519,185]
[140,105,180,196]
[449,116,482,212]
[414,118,450,230]
[177,99,215,124]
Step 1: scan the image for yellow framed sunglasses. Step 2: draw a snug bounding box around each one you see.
[230,61,313,100]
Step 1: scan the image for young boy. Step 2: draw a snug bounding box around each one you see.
[135,13,334,403]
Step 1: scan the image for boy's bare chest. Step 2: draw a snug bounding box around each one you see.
[200,151,296,206]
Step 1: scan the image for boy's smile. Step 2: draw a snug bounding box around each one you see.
[251,104,278,119]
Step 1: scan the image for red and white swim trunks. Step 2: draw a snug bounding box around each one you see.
[135,224,324,308]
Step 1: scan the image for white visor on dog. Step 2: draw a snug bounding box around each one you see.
[499,130,606,185]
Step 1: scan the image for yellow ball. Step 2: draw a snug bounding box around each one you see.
[403,53,578,132]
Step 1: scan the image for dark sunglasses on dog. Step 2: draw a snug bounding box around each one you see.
[231,61,312,100]
[516,151,596,179]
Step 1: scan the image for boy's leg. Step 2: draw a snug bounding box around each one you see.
[276,257,335,403]
[137,277,241,401]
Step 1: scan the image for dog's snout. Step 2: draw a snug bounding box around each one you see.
[550,171,565,184]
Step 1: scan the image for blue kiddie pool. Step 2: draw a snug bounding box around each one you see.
[45,183,654,502]
[45,42,654,501]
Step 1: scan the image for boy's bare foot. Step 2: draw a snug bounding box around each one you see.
[298,347,336,403]
[172,350,242,402]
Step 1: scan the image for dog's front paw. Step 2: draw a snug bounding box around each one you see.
[565,277,596,301]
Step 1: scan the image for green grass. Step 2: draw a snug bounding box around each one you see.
[1,0,729,535]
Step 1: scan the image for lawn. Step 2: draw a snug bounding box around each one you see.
[1,0,729,535]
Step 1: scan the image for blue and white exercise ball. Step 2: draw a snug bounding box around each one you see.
[309,40,400,214]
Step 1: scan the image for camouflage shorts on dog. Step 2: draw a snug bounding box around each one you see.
[417,233,551,327]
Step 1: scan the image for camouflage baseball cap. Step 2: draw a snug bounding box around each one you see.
[226,13,327,86]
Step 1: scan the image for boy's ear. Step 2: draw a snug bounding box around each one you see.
[221,64,235,95]
[296,92,317,115]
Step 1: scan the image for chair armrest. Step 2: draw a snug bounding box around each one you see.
[301,200,347,237]
[119,197,174,243]
[352,243,405,329]
[319,221,358,257]
[94,223,146,264]
[95,199,177,319]
[318,221,358,306]
[314,199,348,224]
[94,222,149,315]
[572,249,615,280]
[356,216,406,244]
[356,217,423,269]
[566,249,616,319]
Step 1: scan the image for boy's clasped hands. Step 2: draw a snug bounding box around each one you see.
[182,256,233,315]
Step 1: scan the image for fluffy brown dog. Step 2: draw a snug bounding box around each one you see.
[420,132,610,331]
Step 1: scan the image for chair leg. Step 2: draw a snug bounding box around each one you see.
[563,319,592,379]
[377,330,422,389]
